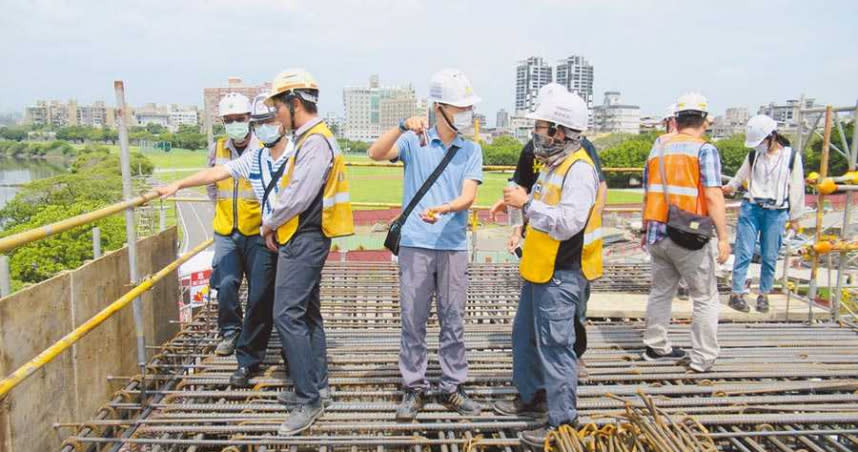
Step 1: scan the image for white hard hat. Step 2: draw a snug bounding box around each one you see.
[250,94,276,122]
[744,114,778,148]
[662,103,677,121]
[218,93,251,117]
[526,83,588,132]
[428,68,481,108]
[675,92,709,117]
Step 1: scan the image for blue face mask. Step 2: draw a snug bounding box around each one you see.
[255,123,283,147]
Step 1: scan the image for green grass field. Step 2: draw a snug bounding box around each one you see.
[148,150,642,206]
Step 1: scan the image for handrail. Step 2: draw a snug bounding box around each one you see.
[344,161,643,173]
[0,238,213,399]
[0,191,160,254]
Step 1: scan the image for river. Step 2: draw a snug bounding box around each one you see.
[0,159,67,209]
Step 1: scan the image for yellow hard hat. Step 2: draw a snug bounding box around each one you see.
[265,68,320,106]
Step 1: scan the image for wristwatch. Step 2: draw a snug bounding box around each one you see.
[398,119,408,133]
[522,200,532,217]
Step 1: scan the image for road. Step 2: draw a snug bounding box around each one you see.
[176,199,214,254]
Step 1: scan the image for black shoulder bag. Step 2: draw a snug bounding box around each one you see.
[657,142,715,250]
[385,145,459,255]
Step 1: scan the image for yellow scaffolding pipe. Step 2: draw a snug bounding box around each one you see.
[0,191,160,254]
[0,238,213,399]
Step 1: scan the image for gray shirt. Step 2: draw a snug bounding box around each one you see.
[263,117,333,230]
[526,159,598,241]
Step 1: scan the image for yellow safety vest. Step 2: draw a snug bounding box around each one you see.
[520,149,603,283]
[212,138,261,236]
[275,121,355,244]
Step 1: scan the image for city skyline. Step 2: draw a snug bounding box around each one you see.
[1,1,855,130]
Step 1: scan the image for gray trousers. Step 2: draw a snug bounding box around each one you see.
[398,246,469,393]
[273,232,331,406]
[644,238,721,368]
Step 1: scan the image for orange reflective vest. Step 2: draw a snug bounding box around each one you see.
[643,134,708,223]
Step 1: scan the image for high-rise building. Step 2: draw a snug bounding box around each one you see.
[555,55,594,110]
[515,57,553,113]
[757,98,817,128]
[343,75,417,142]
[592,91,641,134]
[202,77,271,130]
[496,109,510,130]
[712,107,750,139]
[24,100,80,128]
[168,105,200,130]
[474,113,487,128]
[78,101,115,128]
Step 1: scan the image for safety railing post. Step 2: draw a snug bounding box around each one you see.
[159,201,166,232]
[114,81,148,386]
[0,255,10,297]
[92,227,102,259]
[808,106,833,322]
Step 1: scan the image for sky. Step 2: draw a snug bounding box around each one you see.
[1,0,856,127]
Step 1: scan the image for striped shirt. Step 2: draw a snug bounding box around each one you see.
[643,136,722,245]
[224,140,295,222]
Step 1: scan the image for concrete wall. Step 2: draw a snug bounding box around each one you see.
[0,227,180,452]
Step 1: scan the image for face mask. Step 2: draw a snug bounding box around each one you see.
[533,132,582,165]
[754,139,769,153]
[451,110,473,131]
[255,123,283,147]
[225,121,250,141]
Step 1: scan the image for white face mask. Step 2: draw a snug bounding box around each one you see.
[451,110,473,131]
[255,123,283,147]
[225,121,249,141]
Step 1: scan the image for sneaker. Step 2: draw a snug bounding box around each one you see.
[395,389,425,422]
[577,358,589,378]
[679,357,713,373]
[756,294,770,313]
[229,366,260,387]
[728,294,751,313]
[520,418,579,448]
[277,403,324,436]
[214,332,239,356]
[493,393,547,419]
[440,386,481,417]
[278,386,332,406]
[641,346,687,362]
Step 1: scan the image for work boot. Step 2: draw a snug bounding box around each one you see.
[641,346,687,362]
[214,332,239,356]
[493,393,547,419]
[278,386,332,406]
[277,402,324,436]
[440,386,481,417]
[577,358,589,378]
[520,418,580,448]
[756,294,770,313]
[728,294,751,313]
[229,366,260,387]
[395,389,425,422]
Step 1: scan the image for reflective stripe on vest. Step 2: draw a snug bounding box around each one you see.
[643,134,708,224]
[212,138,262,236]
[519,149,603,283]
[275,121,355,244]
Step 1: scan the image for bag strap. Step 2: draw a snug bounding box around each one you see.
[261,153,289,213]
[398,141,460,225]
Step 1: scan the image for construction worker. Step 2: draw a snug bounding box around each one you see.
[641,93,730,374]
[366,68,483,421]
[723,114,805,313]
[258,69,354,436]
[493,85,601,447]
[661,104,692,301]
[490,83,606,378]
[204,93,262,357]
[155,95,292,387]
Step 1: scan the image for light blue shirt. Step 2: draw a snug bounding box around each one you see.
[395,127,483,251]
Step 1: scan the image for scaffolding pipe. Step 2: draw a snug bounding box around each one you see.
[833,103,858,321]
[0,239,213,399]
[115,80,148,379]
[808,106,833,318]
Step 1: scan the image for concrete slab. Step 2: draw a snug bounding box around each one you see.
[588,291,831,321]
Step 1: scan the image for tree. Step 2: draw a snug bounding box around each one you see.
[482,135,523,165]
[0,126,27,141]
